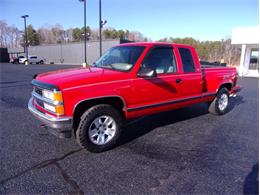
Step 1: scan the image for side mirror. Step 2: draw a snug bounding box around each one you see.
[137,68,157,78]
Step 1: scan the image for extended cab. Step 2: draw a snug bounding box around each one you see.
[28,42,241,152]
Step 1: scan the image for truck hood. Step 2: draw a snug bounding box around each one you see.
[35,67,132,90]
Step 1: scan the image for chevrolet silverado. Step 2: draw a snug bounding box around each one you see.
[28,42,241,152]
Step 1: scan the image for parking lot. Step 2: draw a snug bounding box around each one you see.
[0,63,258,194]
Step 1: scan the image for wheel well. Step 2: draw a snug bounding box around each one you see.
[72,97,125,133]
[219,83,232,91]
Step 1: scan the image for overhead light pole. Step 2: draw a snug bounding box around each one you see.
[99,0,107,57]
[79,0,87,67]
[21,15,29,65]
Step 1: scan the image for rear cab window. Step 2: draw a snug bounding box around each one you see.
[178,48,195,73]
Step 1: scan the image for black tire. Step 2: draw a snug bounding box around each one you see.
[24,60,28,64]
[76,104,123,153]
[40,60,44,64]
[208,88,229,115]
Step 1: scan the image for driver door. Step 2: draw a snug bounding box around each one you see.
[129,46,181,110]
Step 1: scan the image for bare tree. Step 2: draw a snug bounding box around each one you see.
[0,20,22,48]
[51,24,64,43]
[66,28,74,42]
[0,20,8,47]
[38,24,64,44]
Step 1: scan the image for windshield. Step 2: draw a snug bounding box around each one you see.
[94,46,145,71]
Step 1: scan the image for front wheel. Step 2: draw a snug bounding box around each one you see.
[76,104,123,153]
[208,88,229,115]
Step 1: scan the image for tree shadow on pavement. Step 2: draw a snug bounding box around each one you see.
[243,163,259,195]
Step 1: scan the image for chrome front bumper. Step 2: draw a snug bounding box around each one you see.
[28,98,73,138]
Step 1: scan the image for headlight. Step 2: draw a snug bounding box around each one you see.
[43,102,56,113]
[42,90,54,100]
[41,89,64,115]
[42,89,63,102]
[43,102,64,115]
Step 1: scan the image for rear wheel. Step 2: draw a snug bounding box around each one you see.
[40,60,44,64]
[76,104,123,152]
[208,88,229,115]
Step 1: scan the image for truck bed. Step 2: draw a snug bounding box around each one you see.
[202,66,238,94]
[202,66,237,72]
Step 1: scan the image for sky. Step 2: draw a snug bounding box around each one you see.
[1,0,259,41]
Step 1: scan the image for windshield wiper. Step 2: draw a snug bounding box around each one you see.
[100,64,115,70]
[92,62,113,69]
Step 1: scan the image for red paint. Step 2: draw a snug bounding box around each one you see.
[34,42,240,119]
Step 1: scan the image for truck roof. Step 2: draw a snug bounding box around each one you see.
[119,42,194,49]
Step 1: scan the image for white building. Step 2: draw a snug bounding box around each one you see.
[231,26,260,77]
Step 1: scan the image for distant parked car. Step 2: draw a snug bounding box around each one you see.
[19,55,45,64]
[10,56,24,64]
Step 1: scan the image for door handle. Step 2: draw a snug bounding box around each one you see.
[176,78,182,84]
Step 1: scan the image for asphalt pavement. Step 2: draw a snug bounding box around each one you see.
[0,63,258,194]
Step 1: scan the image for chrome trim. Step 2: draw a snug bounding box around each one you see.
[34,85,62,94]
[218,93,228,111]
[33,96,63,116]
[28,98,71,123]
[32,91,63,106]
[88,115,117,145]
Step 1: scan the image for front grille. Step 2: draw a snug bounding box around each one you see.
[34,86,43,96]
[35,98,44,108]
[33,86,44,109]
[31,83,63,115]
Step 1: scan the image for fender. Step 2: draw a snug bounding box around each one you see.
[73,95,128,115]
[217,81,233,93]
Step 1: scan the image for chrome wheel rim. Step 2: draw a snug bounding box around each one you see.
[218,94,228,111]
[88,115,117,145]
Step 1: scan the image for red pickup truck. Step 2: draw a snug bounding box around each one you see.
[28,42,240,152]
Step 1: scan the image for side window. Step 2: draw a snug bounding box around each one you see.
[178,48,195,72]
[141,47,177,74]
